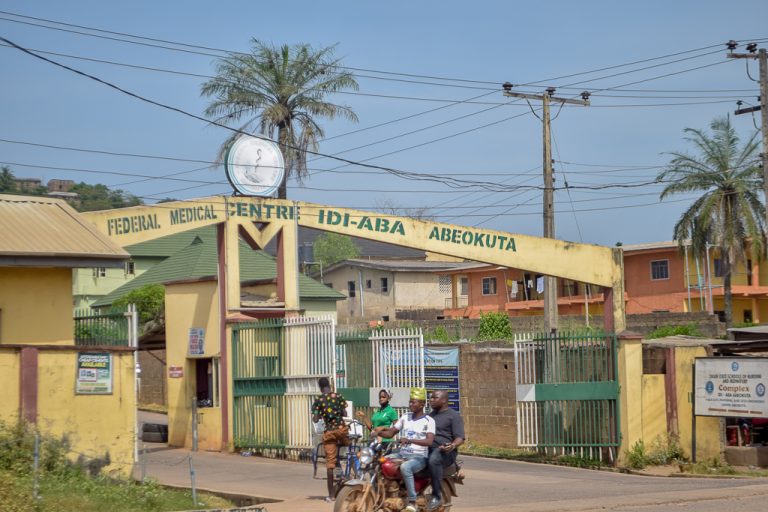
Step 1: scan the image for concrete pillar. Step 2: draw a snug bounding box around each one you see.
[616,331,643,465]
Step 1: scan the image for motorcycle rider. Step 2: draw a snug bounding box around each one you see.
[374,387,435,512]
[311,376,349,503]
[426,390,465,511]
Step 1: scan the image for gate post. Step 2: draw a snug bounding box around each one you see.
[616,331,643,465]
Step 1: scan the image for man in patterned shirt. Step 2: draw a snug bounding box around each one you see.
[312,376,349,502]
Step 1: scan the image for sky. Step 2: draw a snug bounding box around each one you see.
[1,1,766,247]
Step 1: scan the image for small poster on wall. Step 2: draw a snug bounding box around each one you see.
[75,352,113,394]
[188,328,205,355]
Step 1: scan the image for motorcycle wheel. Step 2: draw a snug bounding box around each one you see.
[334,485,370,512]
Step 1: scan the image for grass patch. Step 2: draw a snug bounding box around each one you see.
[624,435,685,469]
[0,419,233,511]
[679,458,768,477]
[461,442,604,468]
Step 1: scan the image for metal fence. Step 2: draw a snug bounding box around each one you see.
[232,316,336,452]
[515,331,619,461]
[371,328,424,389]
[74,307,129,346]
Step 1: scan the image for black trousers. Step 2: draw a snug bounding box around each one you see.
[428,447,457,497]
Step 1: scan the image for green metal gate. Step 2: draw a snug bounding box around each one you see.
[231,316,336,453]
[515,331,620,461]
[74,307,129,346]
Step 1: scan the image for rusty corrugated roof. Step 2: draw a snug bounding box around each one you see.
[0,194,128,261]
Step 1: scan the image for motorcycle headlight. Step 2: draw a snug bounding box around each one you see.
[359,447,374,467]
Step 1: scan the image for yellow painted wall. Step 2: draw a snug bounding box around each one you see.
[0,267,73,344]
[641,374,667,445]
[674,347,721,461]
[36,350,136,476]
[0,350,20,421]
[165,280,222,450]
[617,337,643,464]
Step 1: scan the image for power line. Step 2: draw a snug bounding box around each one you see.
[0,37,523,192]
[2,10,764,91]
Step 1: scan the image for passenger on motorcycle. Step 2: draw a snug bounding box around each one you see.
[427,390,465,511]
[374,387,435,512]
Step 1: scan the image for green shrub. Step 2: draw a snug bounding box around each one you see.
[625,440,647,469]
[114,284,165,324]
[646,324,702,339]
[647,434,684,465]
[476,312,513,340]
[426,325,456,343]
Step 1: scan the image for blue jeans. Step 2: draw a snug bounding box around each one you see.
[399,454,428,502]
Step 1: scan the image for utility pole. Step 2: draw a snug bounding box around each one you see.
[727,42,768,231]
[502,83,589,333]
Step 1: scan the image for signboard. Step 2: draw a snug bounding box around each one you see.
[188,328,205,356]
[76,352,113,394]
[169,365,184,378]
[695,357,768,418]
[224,136,285,197]
[425,346,461,412]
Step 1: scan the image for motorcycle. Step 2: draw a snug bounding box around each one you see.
[334,440,464,512]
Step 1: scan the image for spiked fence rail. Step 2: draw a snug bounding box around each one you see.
[515,331,620,461]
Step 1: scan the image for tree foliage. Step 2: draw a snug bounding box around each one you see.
[201,40,359,199]
[113,284,165,325]
[476,311,513,340]
[0,166,17,193]
[313,232,360,267]
[657,116,765,329]
[70,182,142,212]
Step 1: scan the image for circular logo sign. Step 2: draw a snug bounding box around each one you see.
[731,361,740,372]
[224,136,285,197]
[705,381,714,394]
[757,383,766,398]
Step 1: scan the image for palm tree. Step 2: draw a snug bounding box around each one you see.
[657,116,765,329]
[201,40,358,199]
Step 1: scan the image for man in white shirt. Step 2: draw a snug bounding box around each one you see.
[374,387,435,512]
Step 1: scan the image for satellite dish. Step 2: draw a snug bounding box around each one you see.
[224,135,285,197]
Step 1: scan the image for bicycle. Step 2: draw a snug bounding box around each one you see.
[312,419,363,489]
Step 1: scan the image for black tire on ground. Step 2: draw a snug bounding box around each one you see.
[141,431,168,443]
[141,423,168,434]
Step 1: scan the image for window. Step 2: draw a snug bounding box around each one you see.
[561,280,578,297]
[381,315,390,322]
[714,258,724,278]
[650,260,669,280]
[747,259,753,286]
[195,357,220,408]
[438,275,451,294]
[642,347,667,374]
[366,279,372,289]
[459,277,469,296]
[482,277,497,295]
[744,310,753,324]
[380,277,389,293]
[347,281,356,298]
[125,261,135,275]
[92,267,106,278]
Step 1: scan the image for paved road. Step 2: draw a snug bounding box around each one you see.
[138,443,768,512]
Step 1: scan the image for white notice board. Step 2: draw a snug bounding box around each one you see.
[694,357,768,418]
